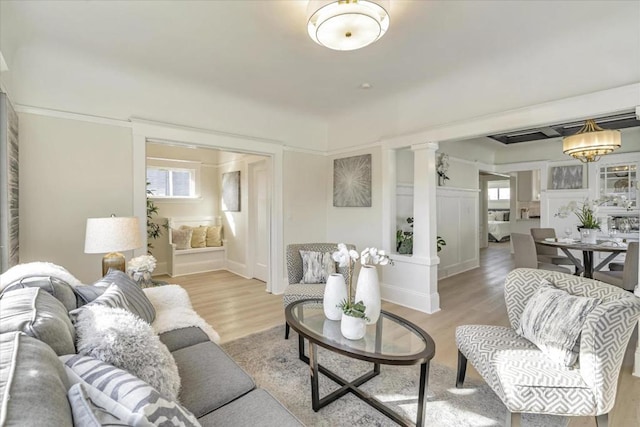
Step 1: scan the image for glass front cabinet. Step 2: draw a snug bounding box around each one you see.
[598,162,637,209]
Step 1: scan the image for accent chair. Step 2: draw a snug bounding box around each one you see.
[456,268,640,427]
[283,243,355,339]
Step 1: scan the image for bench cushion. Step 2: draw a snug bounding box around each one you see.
[172,341,255,418]
[198,389,303,427]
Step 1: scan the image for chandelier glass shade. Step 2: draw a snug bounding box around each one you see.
[307,0,390,51]
[562,119,621,163]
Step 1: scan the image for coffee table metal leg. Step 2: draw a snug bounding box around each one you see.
[309,342,320,411]
[416,362,429,427]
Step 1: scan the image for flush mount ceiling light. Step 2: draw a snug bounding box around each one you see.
[307,0,390,51]
[562,119,621,163]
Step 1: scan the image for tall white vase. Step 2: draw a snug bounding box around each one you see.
[323,274,347,320]
[355,265,380,325]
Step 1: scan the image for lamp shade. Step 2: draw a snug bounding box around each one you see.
[562,119,621,163]
[307,0,390,51]
[84,217,143,254]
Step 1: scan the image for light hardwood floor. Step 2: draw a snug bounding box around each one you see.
[156,242,639,427]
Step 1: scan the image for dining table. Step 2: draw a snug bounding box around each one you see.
[536,238,629,279]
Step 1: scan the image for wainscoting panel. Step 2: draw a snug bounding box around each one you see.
[437,187,480,279]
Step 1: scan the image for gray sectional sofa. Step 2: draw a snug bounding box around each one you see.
[0,265,304,426]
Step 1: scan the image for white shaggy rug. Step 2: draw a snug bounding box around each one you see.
[144,285,221,343]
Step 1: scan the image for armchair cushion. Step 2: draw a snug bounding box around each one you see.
[516,280,600,366]
[300,250,336,284]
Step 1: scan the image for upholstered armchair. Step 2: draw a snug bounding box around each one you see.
[456,268,640,427]
[283,243,355,339]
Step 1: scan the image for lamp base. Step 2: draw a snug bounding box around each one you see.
[102,252,126,276]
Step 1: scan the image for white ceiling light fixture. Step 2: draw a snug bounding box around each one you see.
[307,0,390,51]
[562,119,622,163]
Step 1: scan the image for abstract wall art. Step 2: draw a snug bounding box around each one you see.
[333,154,372,207]
[550,165,584,190]
[222,171,241,212]
[0,92,19,272]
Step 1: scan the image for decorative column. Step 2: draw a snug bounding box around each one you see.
[635,105,640,377]
[411,142,440,312]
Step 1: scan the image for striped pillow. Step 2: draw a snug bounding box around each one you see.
[93,269,156,324]
[61,355,200,426]
[69,284,129,323]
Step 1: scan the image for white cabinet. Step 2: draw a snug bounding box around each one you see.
[598,162,637,208]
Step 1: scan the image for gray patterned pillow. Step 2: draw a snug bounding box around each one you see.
[92,269,156,324]
[69,284,129,323]
[300,251,337,284]
[517,280,600,366]
[61,354,199,426]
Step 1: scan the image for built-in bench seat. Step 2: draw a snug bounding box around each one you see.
[168,217,226,277]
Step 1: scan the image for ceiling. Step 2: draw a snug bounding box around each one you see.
[1,1,639,128]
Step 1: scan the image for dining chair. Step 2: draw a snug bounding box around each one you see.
[512,233,571,273]
[593,242,639,292]
[530,228,580,273]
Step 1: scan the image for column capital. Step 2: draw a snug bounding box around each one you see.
[411,142,439,152]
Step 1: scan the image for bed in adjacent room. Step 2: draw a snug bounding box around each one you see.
[488,210,511,242]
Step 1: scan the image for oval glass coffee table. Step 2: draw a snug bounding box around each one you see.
[285,299,435,427]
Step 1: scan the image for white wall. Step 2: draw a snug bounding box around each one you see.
[19,113,133,283]
[283,150,328,248]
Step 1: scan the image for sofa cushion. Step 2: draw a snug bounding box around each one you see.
[92,269,156,323]
[160,327,210,352]
[172,341,255,418]
[61,354,200,426]
[0,287,76,355]
[197,389,303,427]
[74,304,181,399]
[1,275,78,311]
[0,261,83,291]
[0,332,73,426]
[516,281,600,366]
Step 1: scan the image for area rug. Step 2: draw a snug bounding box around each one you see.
[222,326,568,427]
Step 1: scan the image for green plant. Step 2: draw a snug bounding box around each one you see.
[337,299,369,321]
[146,182,165,253]
[396,217,446,254]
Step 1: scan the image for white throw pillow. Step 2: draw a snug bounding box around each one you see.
[172,228,193,250]
[74,304,181,399]
[517,280,600,366]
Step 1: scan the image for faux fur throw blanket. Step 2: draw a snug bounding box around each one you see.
[0,261,83,290]
[144,285,221,344]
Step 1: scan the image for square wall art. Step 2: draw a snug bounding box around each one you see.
[550,165,584,190]
[222,171,241,212]
[333,154,372,207]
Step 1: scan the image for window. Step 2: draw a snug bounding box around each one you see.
[146,158,201,199]
[488,187,510,200]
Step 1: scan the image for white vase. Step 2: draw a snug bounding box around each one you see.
[580,228,598,244]
[355,265,381,325]
[340,313,366,340]
[323,274,347,320]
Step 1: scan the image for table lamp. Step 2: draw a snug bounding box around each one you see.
[84,216,143,276]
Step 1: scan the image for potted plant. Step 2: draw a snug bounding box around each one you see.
[332,244,368,340]
[555,196,631,244]
[396,217,447,254]
[146,182,168,254]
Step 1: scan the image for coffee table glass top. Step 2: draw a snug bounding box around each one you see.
[286,299,434,364]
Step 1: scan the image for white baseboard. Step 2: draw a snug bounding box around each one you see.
[380,282,440,314]
[225,259,250,279]
[438,259,480,280]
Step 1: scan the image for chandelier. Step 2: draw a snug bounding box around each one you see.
[562,119,621,163]
[307,0,390,51]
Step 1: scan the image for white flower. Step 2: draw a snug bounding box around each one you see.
[360,247,393,266]
[332,244,358,268]
[127,255,157,272]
